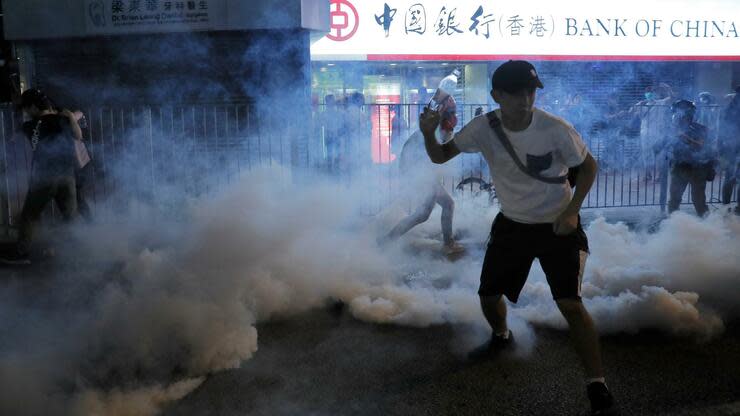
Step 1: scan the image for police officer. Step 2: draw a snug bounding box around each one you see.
[660,99,717,216]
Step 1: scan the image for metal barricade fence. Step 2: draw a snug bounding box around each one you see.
[317,102,735,215]
[1,102,737,229]
[0,102,294,229]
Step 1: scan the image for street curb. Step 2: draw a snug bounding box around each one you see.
[668,401,740,416]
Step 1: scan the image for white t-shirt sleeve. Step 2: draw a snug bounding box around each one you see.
[557,125,589,167]
[452,117,483,154]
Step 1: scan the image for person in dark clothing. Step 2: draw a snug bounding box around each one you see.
[0,89,79,264]
[656,100,716,217]
[719,87,740,214]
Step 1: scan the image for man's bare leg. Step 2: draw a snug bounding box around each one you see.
[480,295,508,336]
[556,298,604,378]
[467,294,513,360]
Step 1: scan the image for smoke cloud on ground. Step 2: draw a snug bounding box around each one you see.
[0,167,738,416]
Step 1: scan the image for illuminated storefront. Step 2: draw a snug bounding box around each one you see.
[310,0,739,163]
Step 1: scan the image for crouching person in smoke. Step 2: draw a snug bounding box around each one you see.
[0,89,79,265]
[656,99,716,217]
[379,95,464,255]
[420,61,618,415]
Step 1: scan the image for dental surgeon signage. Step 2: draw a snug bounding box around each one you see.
[311,0,740,61]
[83,0,223,34]
[3,0,328,39]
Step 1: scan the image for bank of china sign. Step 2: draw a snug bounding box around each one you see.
[311,0,740,61]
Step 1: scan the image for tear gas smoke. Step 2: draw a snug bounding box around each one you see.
[1,166,738,416]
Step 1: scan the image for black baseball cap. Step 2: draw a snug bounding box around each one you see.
[491,60,544,93]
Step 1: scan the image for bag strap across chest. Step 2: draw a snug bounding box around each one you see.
[485,111,567,185]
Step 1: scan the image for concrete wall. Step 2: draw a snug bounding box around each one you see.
[23,30,310,105]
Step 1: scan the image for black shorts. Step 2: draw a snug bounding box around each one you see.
[478,213,589,303]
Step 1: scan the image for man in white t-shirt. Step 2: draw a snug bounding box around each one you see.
[419,60,617,416]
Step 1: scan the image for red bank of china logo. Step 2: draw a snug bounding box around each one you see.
[327,0,359,41]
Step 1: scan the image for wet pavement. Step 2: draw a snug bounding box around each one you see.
[163,307,740,416]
